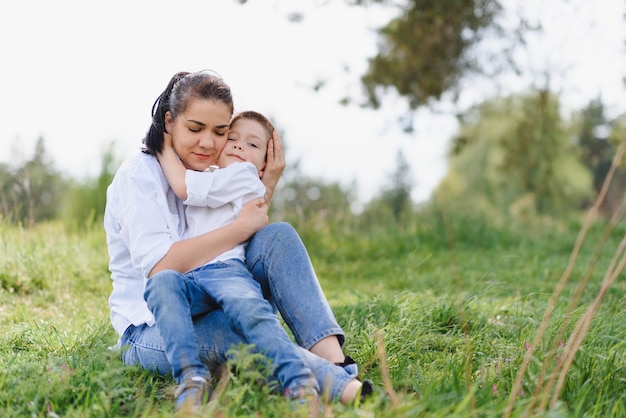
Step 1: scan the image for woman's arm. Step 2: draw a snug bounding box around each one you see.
[157,133,188,200]
[260,130,285,205]
[149,197,269,276]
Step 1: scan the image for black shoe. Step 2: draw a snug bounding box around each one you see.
[335,355,356,368]
[359,379,375,403]
[335,356,358,377]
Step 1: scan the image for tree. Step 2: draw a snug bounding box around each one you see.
[436,90,592,219]
[269,160,358,252]
[271,160,356,224]
[0,137,67,226]
[0,163,15,221]
[571,98,626,216]
[361,0,508,112]
[238,0,529,120]
[360,150,415,226]
[61,142,119,228]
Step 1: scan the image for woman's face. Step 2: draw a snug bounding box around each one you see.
[165,98,231,172]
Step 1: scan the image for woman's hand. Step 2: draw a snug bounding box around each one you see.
[260,130,286,204]
[236,197,269,237]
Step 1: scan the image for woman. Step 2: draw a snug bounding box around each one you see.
[103,70,368,412]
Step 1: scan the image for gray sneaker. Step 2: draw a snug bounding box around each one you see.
[286,385,321,414]
[174,376,211,415]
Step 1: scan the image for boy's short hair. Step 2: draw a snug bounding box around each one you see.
[231,111,275,140]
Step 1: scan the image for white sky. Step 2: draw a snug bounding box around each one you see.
[1,0,625,204]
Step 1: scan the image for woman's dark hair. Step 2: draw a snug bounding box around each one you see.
[143,70,234,155]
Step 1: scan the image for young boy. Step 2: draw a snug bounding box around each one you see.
[156,111,367,411]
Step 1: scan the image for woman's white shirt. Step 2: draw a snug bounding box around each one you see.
[104,152,186,337]
[104,155,265,340]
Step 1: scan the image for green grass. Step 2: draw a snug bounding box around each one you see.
[1,216,624,417]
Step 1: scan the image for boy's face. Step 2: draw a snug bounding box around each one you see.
[218,118,268,175]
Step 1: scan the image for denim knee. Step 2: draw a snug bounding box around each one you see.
[144,269,185,303]
[265,222,298,246]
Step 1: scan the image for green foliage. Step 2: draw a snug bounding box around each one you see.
[0,139,119,231]
[361,0,507,110]
[571,98,626,217]
[0,138,69,226]
[0,99,617,237]
[360,150,415,226]
[272,176,355,225]
[1,214,625,416]
[574,98,614,184]
[438,90,593,219]
[61,142,119,230]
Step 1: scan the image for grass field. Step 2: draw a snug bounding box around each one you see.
[1,213,624,417]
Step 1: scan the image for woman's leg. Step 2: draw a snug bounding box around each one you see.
[245,222,348,364]
[120,309,245,377]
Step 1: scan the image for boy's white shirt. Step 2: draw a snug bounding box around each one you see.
[183,161,266,266]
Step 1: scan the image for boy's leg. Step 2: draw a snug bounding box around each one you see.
[143,269,213,383]
[192,260,318,395]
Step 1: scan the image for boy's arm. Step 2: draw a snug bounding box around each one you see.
[185,162,265,208]
[157,136,188,200]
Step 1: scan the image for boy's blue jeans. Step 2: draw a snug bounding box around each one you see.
[122,223,355,399]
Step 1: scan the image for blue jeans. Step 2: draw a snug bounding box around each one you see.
[246,223,345,349]
[122,223,354,399]
[146,258,319,394]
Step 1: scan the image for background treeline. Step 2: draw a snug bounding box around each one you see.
[0,140,116,229]
[1,93,624,232]
[3,0,625,231]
